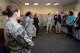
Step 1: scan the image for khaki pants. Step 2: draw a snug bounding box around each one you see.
[55,22,61,33]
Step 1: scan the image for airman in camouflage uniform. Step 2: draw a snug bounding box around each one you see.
[5,18,34,53]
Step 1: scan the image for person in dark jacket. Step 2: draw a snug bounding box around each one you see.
[33,14,39,34]
[54,11,62,33]
[74,12,80,40]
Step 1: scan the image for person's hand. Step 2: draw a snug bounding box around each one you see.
[38,23,40,25]
[74,24,77,27]
[4,41,7,47]
[67,23,69,25]
[29,49,31,51]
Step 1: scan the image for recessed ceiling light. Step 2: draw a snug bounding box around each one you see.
[46,3,51,5]
[34,3,38,5]
[25,3,29,5]
[53,3,59,5]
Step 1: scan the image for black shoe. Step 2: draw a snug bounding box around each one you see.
[69,35,73,38]
[58,33,61,34]
[75,38,80,41]
[66,35,69,37]
[56,33,58,34]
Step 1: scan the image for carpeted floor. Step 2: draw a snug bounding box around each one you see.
[32,28,80,53]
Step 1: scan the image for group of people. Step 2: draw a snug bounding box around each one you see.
[66,11,80,40]
[1,3,80,53]
[24,12,39,39]
[60,11,80,40]
[46,11,80,41]
[46,11,63,34]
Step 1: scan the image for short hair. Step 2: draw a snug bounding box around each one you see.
[61,12,63,14]
[2,4,19,17]
[48,13,51,15]
[25,12,31,16]
[69,11,74,15]
[34,13,37,17]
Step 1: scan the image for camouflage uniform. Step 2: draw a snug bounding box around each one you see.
[5,18,34,53]
[25,16,33,40]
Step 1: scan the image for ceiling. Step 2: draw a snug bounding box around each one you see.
[10,0,78,6]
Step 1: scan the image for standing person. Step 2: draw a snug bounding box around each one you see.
[62,13,68,27]
[25,12,34,40]
[46,13,53,33]
[33,14,39,34]
[38,14,44,29]
[74,12,80,40]
[54,11,62,34]
[66,11,74,37]
[3,4,34,53]
[60,12,65,25]
[60,12,65,18]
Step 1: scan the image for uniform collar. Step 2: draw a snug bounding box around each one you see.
[9,17,18,23]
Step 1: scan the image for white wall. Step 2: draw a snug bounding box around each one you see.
[0,0,11,28]
[75,0,80,11]
[63,0,80,12]
[20,5,63,15]
[0,0,11,10]
[63,3,76,13]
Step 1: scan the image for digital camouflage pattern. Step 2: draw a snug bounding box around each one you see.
[25,16,33,40]
[5,18,34,53]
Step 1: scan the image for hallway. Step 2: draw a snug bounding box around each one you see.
[32,29,80,53]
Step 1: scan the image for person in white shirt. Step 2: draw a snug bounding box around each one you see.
[46,13,53,33]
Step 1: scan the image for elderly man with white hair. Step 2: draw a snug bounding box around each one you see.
[54,11,62,34]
